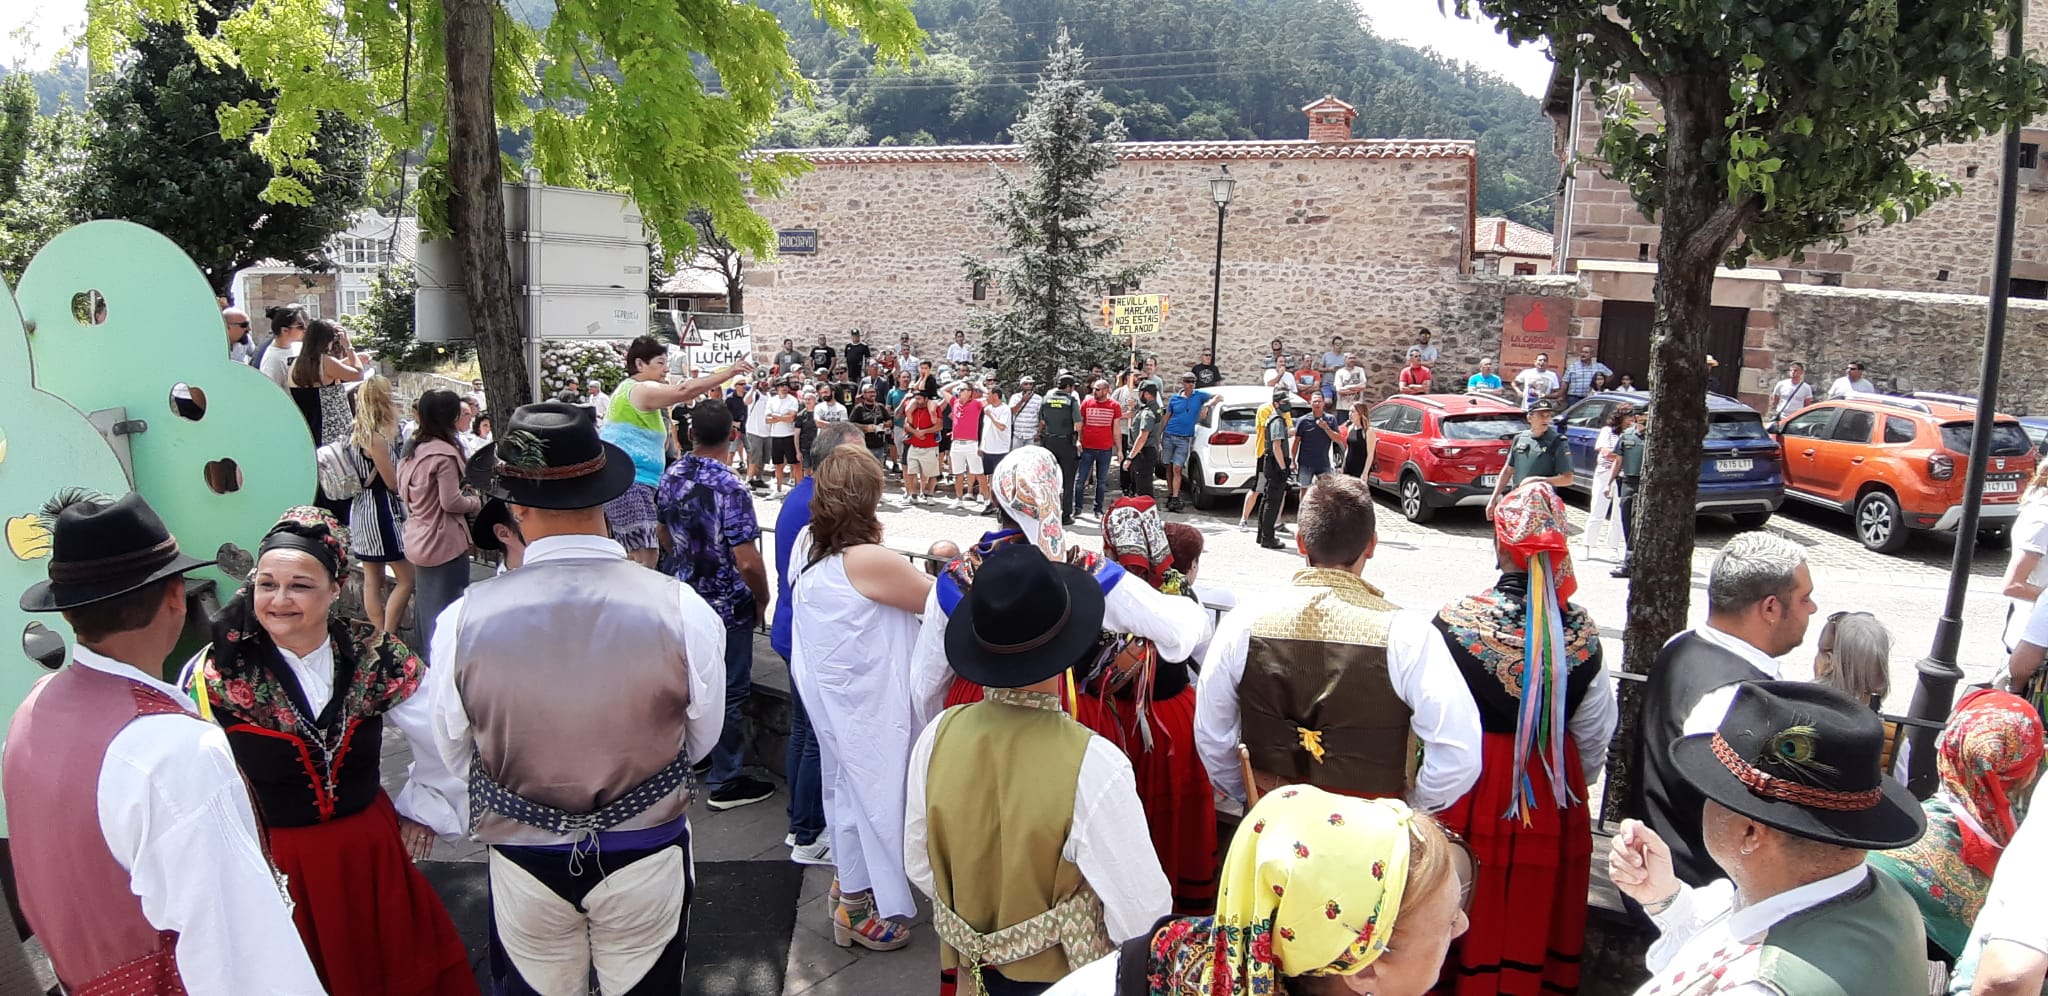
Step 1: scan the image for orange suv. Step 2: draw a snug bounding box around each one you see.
[1773,395,2035,553]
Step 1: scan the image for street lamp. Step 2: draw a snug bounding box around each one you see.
[1208,164,1235,362]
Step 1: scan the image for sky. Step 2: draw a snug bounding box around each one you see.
[2,0,1557,97]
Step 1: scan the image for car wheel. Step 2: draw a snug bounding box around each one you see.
[1730,511,1773,529]
[1979,526,2013,551]
[1187,455,1218,510]
[1855,491,1910,553]
[1399,472,1437,523]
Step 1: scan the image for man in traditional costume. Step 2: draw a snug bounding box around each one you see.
[905,544,1171,996]
[422,402,728,994]
[909,445,1209,728]
[1610,681,1927,996]
[4,492,323,994]
[1195,473,1482,809]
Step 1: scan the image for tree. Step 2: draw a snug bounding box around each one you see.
[0,97,87,285]
[0,74,32,205]
[73,13,368,296]
[1448,0,2048,808]
[962,30,1157,385]
[91,0,922,415]
[684,206,745,316]
[340,266,468,371]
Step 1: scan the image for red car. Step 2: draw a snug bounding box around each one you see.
[1364,393,1530,521]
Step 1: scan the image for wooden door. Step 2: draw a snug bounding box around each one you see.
[1707,307,1748,396]
[1599,301,1748,395]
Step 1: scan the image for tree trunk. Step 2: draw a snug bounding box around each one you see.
[442,0,528,412]
[727,265,744,316]
[1603,77,1746,822]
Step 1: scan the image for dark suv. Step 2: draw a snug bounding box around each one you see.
[1559,390,1784,527]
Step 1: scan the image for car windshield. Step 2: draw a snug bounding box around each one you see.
[1442,414,1527,440]
[1939,421,2034,457]
[1707,412,1768,441]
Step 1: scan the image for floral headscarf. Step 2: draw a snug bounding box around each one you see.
[1939,688,2045,875]
[991,446,1068,557]
[1145,788,1416,994]
[1103,497,1174,588]
[1492,482,1580,819]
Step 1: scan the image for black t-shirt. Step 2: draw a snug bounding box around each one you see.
[724,392,747,432]
[1191,362,1222,389]
[832,381,856,406]
[809,345,835,372]
[844,342,871,375]
[916,373,940,399]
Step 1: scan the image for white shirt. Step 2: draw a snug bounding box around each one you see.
[1949,806,2048,993]
[981,400,1013,454]
[1193,596,1484,811]
[422,534,729,843]
[1514,368,1560,409]
[764,394,801,438]
[910,568,1212,729]
[1768,378,1814,419]
[62,648,326,995]
[1828,375,1878,399]
[947,342,975,366]
[1413,344,1440,364]
[1675,624,1784,736]
[2006,499,2048,651]
[903,716,1171,946]
[260,341,301,387]
[268,639,465,835]
[1333,365,1369,402]
[815,399,848,423]
[1637,865,1872,996]
[744,393,772,436]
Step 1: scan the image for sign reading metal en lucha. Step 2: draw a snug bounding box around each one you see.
[778,229,820,254]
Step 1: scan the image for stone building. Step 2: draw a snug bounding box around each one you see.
[742,99,1478,390]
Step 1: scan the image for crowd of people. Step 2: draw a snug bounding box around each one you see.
[5,320,2038,996]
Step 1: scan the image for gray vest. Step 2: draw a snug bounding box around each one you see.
[453,556,696,845]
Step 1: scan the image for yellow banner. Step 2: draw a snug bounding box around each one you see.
[1108,294,1166,337]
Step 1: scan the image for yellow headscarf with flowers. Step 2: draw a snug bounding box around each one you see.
[1143,788,1416,994]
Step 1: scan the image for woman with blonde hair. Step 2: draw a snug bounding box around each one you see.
[348,376,413,636]
[1812,610,1892,707]
[789,448,934,951]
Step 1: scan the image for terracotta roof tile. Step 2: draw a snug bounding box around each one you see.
[771,138,1476,167]
[1474,216,1554,257]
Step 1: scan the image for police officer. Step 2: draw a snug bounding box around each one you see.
[1255,385,1295,550]
[1611,408,1648,578]
[1488,397,1573,516]
[1039,372,1083,525]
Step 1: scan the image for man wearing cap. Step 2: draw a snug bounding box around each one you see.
[844,330,871,379]
[905,544,1170,994]
[5,493,324,994]
[1159,374,1215,513]
[423,402,729,994]
[1488,398,1572,518]
[1009,374,1045,450]
[1039,373,1083,525]
[1610,681,1926,996]
[1254,384,1296,550]
[1123,381,1163,502]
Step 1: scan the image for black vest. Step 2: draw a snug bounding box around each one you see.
[1631,631,1768,887]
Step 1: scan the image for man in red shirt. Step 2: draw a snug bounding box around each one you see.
[1398,349,1434,395]
[1073,379,1123,518]
[902,394,942,504]
[946,383,987,506]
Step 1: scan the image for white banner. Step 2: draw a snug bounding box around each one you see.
[687,322,754,374]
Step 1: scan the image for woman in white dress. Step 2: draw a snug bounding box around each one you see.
[1583,405,1633,562]
[790,447,934,952]
[2001,461,2048,653]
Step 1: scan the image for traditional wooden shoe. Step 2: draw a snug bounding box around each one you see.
[832,888,912,951]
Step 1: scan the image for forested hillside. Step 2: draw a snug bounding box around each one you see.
[757,0,1559,228]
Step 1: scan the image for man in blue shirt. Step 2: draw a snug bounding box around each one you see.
[1161,372,1217,512]
[1467,357,1504,392]
[768,419,869,864]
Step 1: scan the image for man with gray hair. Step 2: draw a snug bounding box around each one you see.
[1632,530,1819,886]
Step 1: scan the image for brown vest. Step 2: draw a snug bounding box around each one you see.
[3,664,191,994]
[1239,569,1414,798]
[452,555,697,845]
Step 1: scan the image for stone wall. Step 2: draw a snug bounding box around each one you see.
[1772,284,2048,415]
[742,140,1479,398]
[244,272,339,325]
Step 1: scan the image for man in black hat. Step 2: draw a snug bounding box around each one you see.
[1488,397,1572,519]
[905,544,1168,994]
[4,493,322,994]
[1610,681,1926,996]
[420,401,729,994]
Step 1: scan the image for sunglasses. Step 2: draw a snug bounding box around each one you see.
[228,320,249,328]
[1438,825,1480,913]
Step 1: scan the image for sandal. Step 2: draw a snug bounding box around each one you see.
[831,884,912,952]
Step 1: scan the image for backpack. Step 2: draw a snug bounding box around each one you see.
[316,441,367,502]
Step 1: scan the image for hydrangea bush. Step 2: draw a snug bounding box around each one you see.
[538,340,627,399]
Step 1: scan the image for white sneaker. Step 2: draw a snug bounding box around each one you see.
[791,838,833,866]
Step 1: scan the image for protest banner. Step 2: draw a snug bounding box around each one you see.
[1108,294,1166,337]
[687,322,754,375]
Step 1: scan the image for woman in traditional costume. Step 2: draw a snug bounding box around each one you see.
[1428,482,1615,996]
[1073,497,1218,915]
[182,507,475,995]
[1868,688,2044,961]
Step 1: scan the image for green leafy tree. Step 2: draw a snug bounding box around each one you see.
[1448,0,2048,806]
[0,74,33,205]
[962,30,1157,385]
[73,13,369,295]
[90,0,922,414]
[341,266,467,371]
[0,100,87,285]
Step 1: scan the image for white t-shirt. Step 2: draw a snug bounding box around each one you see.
[815,399,848,423]
[1949,806,2048,994]
[765,394,800,437]
[744,393,772,437]
[1769,378,1814,417]
[947,342,974,365]
[1333,365,1369,401]
[981,400,1013,454]
[1514,367,1560,409]
[1829,375,1878,398]
[260,341,301,387]
[2007,498,2048,650]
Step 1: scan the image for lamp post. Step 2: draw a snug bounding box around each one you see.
[1208,165,1235,361]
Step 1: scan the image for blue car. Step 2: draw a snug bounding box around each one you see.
[1558,390,1785,527]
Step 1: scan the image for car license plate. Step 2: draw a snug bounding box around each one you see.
[1479,475,1498,487]
[1987,478,2021,494]
[1715,458,1753,473]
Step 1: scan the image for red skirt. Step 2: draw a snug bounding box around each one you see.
[1431,732,1591,996]
[269,791,479,996]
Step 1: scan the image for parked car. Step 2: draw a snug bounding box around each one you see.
[1185,385,1312,510]
[1559,390,1784,527]
[1362,393,1528,522]
[2018,415,2048,458]
[1772,394,2035,552]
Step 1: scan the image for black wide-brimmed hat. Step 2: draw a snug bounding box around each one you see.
[20,492,215,612]
[945,544,1107,689]
[470,497,514,552]
[467,401,636,511]
[1670,680,1925,850]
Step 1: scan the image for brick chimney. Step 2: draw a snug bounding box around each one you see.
[1302,95,1358,142]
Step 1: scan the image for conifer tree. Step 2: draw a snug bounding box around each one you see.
[964,29,1156,385]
